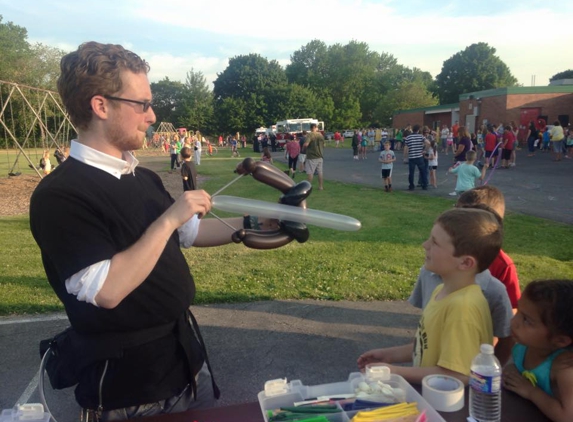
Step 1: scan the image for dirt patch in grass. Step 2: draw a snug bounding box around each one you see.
[0,153,193,217]
[0,175,38,216]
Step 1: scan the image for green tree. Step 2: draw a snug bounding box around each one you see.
[213,54,288,132]
[435,42,518,104]
[150,78,188,126]
[361,54,436,127]
[331,96,362,130]
[216,97,247,135]
[326,41,379,105]
[214,53,287,101]
[386,80,438,118]
[182,68,214,133]
[28,43,67,90]
[0,15,32,83]
[285,39,329,90]
[550,69,573,82]
[286,40,380,130]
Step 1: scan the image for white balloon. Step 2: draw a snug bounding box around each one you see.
[212,196,361,232]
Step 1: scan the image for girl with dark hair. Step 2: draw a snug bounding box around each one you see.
[503,280,573,421]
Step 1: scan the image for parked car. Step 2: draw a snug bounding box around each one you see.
[324,132,334,140]
[343,130,354,138]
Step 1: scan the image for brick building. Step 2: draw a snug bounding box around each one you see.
[392,103,458,133]
[393,85,573,141]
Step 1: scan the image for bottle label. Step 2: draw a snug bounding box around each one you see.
[470,370,501,393]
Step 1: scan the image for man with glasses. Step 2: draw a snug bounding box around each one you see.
[30,42,271,420]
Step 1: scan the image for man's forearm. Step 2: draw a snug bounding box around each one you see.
[194,217,243,247]
[96,215,177,308]
[194,217,278,247]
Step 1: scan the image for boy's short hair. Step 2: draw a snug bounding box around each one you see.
[180,146,192,159]
[436,208,503,273]
[456,185,506,219]
[465,150,477,161]
[383,141,390,145]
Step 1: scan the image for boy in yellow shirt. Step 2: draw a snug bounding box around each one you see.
[358,208,502,385]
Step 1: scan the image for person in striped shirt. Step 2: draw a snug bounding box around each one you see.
[404,124,430,190]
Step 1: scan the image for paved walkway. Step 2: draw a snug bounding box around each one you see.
[300,145,572,225]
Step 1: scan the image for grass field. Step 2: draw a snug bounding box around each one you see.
[1,148,572,315]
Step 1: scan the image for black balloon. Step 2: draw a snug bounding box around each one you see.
[280,181,312,208]
[231,159,310,249]
[280,221,310,243]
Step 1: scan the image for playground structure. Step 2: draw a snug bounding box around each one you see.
[148,121,178,149]
[0,80,76,179]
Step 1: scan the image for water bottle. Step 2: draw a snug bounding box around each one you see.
[469,344,501,422]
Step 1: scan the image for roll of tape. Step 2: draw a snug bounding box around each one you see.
[422,374,464,412]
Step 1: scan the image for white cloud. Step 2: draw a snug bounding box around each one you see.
[145,52,227,87]
[3,0,571,89]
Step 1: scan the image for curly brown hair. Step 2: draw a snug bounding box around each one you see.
[57,41,150,130]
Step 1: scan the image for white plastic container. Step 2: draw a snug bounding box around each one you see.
[258,371,446,422]
[0,404,50,422]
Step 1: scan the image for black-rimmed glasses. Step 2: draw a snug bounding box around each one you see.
[104,95,153,112]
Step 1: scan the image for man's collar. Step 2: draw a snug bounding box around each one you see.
[69,140,139,179]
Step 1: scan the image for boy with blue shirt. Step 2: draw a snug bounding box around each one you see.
[358,207,502,385]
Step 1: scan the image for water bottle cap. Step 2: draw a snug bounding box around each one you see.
[480,344,494,354]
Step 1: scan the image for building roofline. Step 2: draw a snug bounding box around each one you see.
[394,102,459,116]
[393,86,573,117]
[460,85,573,100]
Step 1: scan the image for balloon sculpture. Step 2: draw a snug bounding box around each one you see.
[230,157,311,250]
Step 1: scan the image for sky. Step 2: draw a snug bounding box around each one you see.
[1,0,571,89]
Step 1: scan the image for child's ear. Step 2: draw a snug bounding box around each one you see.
[552,335,573,349]
[458,255,477,271]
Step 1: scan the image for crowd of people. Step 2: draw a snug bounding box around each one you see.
[376,119,573,197]
[525,119,572,161]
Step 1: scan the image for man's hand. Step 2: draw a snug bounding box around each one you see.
[164,190,212,229]
[503,364,536,399]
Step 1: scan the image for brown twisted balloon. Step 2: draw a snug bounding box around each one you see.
[232,158,311,249]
